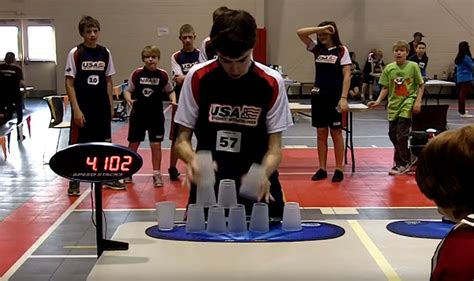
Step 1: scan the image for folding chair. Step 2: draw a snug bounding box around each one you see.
[43,95,71,160]
[409,104,449,160]
[112,85,128,121]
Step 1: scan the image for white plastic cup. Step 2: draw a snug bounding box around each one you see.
[186,204,206,233]
[217,179,238,208]
[206,205,227,234]
[156,201,176,231]
[282,202,302,231]
[239,163,264,201]
[249,203,269,233]
[196,184,217,207]
[228,204,247,233]
[195,150,215,188]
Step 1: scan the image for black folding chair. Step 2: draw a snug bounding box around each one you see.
[409,104,449,159]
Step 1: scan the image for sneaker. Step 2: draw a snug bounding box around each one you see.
[460,113,473,118]
[68,181,80,196]
[124,176,133,183]
[103,180,126,190]
[153,174,164,187]
[311,169,327,181]
[168,167,180,181]
[388,165,409,176]
[331,169,344,182]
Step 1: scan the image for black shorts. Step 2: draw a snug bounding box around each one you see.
[187,170,285,220]
[69,112,111,144]
[128,109,164,143]
[311,94,343,129]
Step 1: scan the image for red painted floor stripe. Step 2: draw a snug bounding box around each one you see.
[0,178,80,276]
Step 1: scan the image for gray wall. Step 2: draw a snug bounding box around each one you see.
[0,0,473,92]
[267,0,474,82]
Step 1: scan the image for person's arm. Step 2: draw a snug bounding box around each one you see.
[65,76,85,127]
[105,49,116,118]
[413,63,425,114]
[198,38,209,63]
[168,91,177,105]
[124,72,135,107]
[257,132,282,202]
[339,47,352,112]
[175,126,197,187]
[106,76,114,118]
[296,25,334,47]
[171,53,185,85]
[367,87,389,108]
[339,65,351,112]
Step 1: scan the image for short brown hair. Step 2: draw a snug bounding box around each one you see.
[212,6,230,22]
[78,15,100,35]
[179,24,195,36]
[141,45,160,60]
[392,40,409,52]
[416,125,474,219]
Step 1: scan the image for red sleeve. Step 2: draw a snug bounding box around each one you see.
[431,228,474,281]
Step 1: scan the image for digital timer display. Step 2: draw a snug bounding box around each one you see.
[49,142,143,182]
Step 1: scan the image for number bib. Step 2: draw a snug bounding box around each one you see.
[87,75,99,85]
[216,130,241,153]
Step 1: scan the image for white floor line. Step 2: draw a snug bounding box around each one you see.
[348,220,401,281]
[29,255,97,259]
[1,188,92,281]
[333,207,359,215]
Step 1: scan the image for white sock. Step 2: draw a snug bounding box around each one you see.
[153,170,161,176]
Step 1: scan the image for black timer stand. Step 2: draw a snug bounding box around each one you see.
[94,182,128,257]
[49,142,143,258]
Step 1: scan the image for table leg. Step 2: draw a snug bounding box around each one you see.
[344,112,348,165]
[437,86,442,105]
[349,112,355,173]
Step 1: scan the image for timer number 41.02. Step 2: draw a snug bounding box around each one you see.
[86,156,133,172]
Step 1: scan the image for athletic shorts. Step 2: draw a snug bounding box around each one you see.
[311,93,343,129]
[69,112,111,144]
[128,108,164,143]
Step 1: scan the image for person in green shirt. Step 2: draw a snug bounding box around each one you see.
[368,40,425,175]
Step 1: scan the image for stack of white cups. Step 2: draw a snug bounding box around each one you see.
[195,151,216,207]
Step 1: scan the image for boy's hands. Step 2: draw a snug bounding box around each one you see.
[413,101,421,113]
[339,98,348,112]
[367,100,380,108]
[73,109,86,127]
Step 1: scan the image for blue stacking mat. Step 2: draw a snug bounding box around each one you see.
[146,222,345,242]
[386,220,455,239]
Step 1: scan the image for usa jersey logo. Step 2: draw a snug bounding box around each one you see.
[209,104,261,127]
[181,62,198,74]
[139,77,160,85]
[82,61,106,71]
[315,55,338,64]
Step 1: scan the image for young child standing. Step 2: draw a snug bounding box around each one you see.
[408,42,429,78]
[454,41,474,117]
[416,125,474,281]
[368,40,424,175]
[296,21,352,182]
[65,16,125,195]
[124,46,176,187]
[168,24,200,181]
